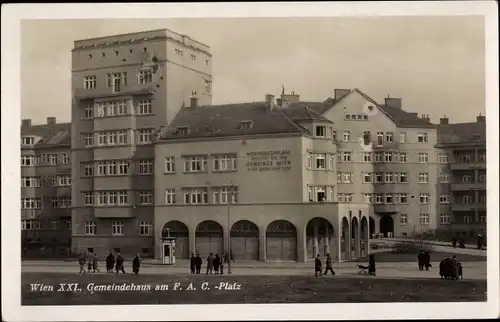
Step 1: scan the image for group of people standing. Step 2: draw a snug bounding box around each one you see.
[439,256,463,280]
[78,252,141,275]
[190,252,235,275]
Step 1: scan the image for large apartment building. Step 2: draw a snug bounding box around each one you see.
[21,117,72,256]
[436,114,487,235]
[70,29,212,257]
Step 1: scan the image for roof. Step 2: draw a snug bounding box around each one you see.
[437,121,486,144]
[282,103,334,124]
[21,123,71,147]
[379,104,435,128]
[158,102,311,141]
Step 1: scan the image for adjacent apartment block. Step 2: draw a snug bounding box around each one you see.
[436,114,487,235]
[70,29,213,257]
[21,117,72,256]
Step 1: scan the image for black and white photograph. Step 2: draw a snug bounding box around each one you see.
[1,2,499,321]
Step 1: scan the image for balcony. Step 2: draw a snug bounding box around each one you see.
[450,162,486,171]
[94,207,135,218]
[452,203,486,212]
[374,204,400,213]
[74,85,155,100]
[450,183,485,191]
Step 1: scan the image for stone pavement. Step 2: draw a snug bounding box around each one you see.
[22,260,487,281]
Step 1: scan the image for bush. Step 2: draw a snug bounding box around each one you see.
[392,242,432,254]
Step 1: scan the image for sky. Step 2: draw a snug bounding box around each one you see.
[21,16,485,124]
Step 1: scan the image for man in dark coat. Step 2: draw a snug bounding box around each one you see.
[314,254,322,277]
[92,253,100,273]
[219,254,224,275]
[323,253,335,275]
[477,234,483,250]
[190,253,196,274]
[106,252,115,273]
[368,254,376,276]
[132,254,140,275]
[439,257,446,279]
[115,252,125,274]
[417,250,425,271]
[206,253,214,275]
[424,252,431,271]
[452,237,457,248]
[195,253,202,274]
[449,256,459,280]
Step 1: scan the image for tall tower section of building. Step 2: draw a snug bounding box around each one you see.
[71,29,212,257]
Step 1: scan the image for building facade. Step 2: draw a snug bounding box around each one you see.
[70,29,213,257]
[436,115,487,237]
[21,117,72,256]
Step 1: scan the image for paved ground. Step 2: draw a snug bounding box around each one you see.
[22,260,487,280]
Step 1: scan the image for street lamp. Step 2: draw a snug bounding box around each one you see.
[227,181,234,274]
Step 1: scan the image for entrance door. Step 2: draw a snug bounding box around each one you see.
[266,220,297,261]
[230,220,259,260]
[163,244,171,264]
[380,215,394,238]
[195,236,223,257]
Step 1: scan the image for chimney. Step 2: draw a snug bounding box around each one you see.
[21,119,32,127]
[439,115,449,125]
[189,91,199,109]
[476,113,485,123]
[46,117,56,125]
[334,89,350,101]
[384,97,402,109]
[265,94,275,110]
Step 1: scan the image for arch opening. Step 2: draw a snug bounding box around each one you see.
[305,217,334,260]
[266,220,297,261]
[230,220,259,260]
[195,220,223,256]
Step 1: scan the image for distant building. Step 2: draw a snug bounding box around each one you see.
[436,114,486,236]
[21,117,72,256]
[70,28,212,257]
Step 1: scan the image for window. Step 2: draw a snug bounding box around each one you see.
[191,54,196,60]
[463,195,472,204]
[205,59,209,65]
[316,187,326,202]
[57,176,71,187]
[139,160,153,174]
[315,154,326,169]
[461,155,472,163]
[111,73,122,93]
[21,219,33,230]
[440,213,451,225]
[438,153,449,164]
[21,177,41,188]
[35,220,42,230]
[418,173,429,184]
[184,156,207,172]
[307,186,314,201]
[399,193,408,204]
[95,191,128,206]
[399,152,407,163]
[112,221,124,236]
[58,197,71,208]
[363,173,372,183]
[385,132,393,142]
[400,214,408,225]
[332,131,336,141]
[204,80,212,94]
[84,75,96,90]
[363,193,373,204]
[184,188,209,204]
[138,69,153,84]
[384,152,393,162]
[21,156,35,166]
[51,197,59,208]
[83,134,94,147]
[376,132,384,146]
[417,133,428,143]
[138,99,153,115]
[214,186,238,204]
[345,114,351,120]
[84,192,94,205]
[343,131,350,141]
[307,155,312,169]
[138,129,154,144]
[49,154,58,165]
[337,193,353,203]
[315,126,326,137]
[363,152,372,162]
[139,191,153,205]
[164,157,175,173]
[341,152,352,162]
[385,173,395,183]
[214,154,238,171]
[419,193,429,204]
[385,193,393,204]
[62,153,70,165]
[175,49,183,56]
[85,221,97,235]
[140,221,153,236]
[340,173,352,184]
[461,175,472,184]
[478,174,486,183]
[418,153,428,163]
[464,216,473,224]
[375,173,383,183]
[22,137,35,145]
[420,213,430,225]
[440,194,451,204]
[439,171,450,183]
[165,189,176,204]
[67,220,72,231]
[83,105,94,119]
[479,152,486,162]
[480,216,486,223]
[52,220,58,230]
[399,132,407,143]
[374,152,383,163]
[375,194,384,204]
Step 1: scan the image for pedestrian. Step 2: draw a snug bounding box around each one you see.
[477,234,483,250]
[78,252,86,274]
[314,254,322,277]
[92,253,100,273]
[368,254,376,276]
[190,253,196,274]
[439,257,446,279]
[449,256,459,280]
[452,237,457,248]
[87,259,92,274]
[115,252,125,274]
[417,250,425,271]
[230,249,235,263]
[214,254,220,275]
[458,261,463,280]
[323,253,336,275]
[206,253,214,275]
[106,252,115,273]
[424,251,431,271]
[220,254,224,275]
[195,253,202,274]
[132,254,140,275]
